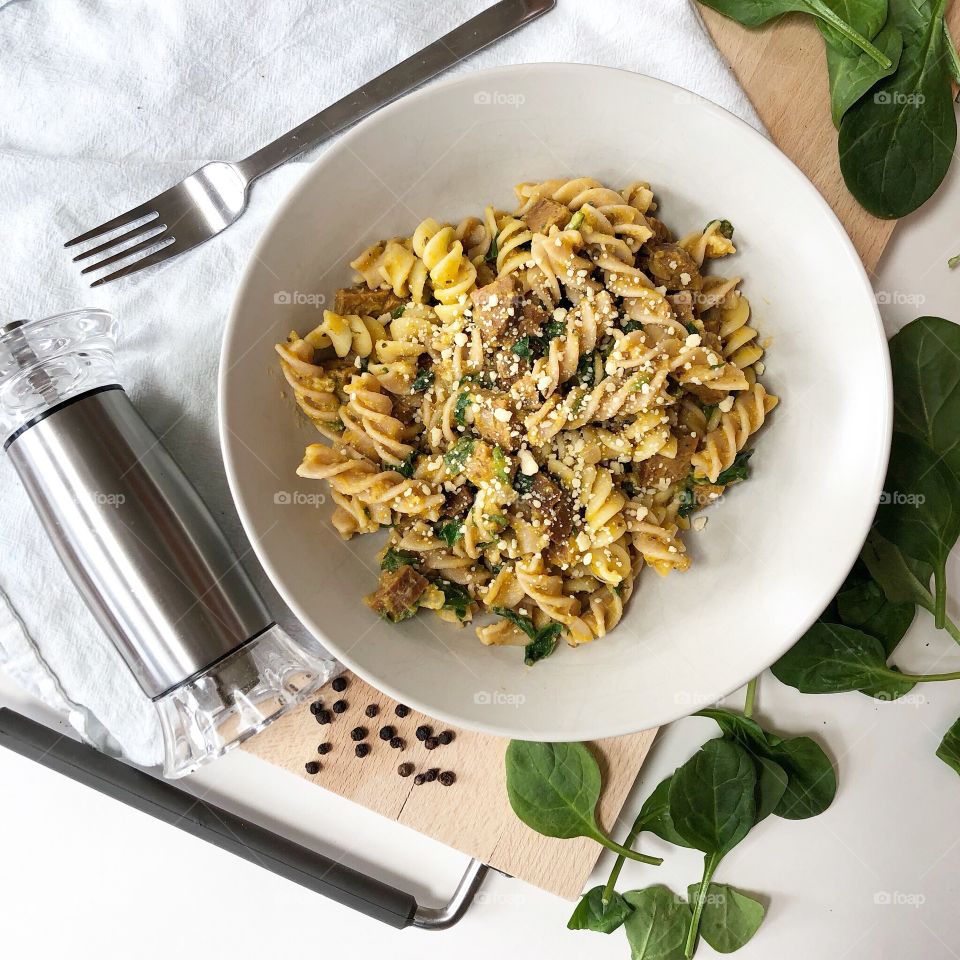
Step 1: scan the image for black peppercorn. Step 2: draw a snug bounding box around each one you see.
[439,771,456,786]
[350,726,367,741]
[332,676,347,692]
[413,773,426,785]
[398,763,414,777]
[395,704,411,718]
[304,761,321,774]
[317,742,331,755]
[378,725,396,741]
[355,743,370,758]
[424,736,439,750]
[424,768,439,782]
[389,736,404,749]
[365,704,379,718]
[315,709,332,725]
[415,724,432,741]
[309,700,323,715]
[332,699,348,714]
[438,730,454,745]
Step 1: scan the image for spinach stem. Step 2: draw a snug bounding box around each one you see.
[942,612,960,646]
[944,21,960,85]
[601,818,643,905]
[806,0,892,67]
[599,833,663,866]
[900,669,960,683]
[743,676,758,719]
[684,852,720,958]
[934,563,947,629]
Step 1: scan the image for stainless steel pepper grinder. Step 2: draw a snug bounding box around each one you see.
[0,309,333,777]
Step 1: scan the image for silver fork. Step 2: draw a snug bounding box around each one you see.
[66,0,555,287]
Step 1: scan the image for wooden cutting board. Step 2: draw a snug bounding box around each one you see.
[246,11,952,900]
[247,673,657,899]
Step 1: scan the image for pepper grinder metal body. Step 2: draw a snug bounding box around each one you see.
[1,310,331,776]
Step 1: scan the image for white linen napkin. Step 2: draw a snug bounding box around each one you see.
[0,0,761,767]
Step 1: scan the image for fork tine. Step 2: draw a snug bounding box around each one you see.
[80,233,172,275]
[88,241,178,287]
[64,204,159,249]
[72,219,167,263]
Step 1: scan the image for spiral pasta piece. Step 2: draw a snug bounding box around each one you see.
[691,383,779,482]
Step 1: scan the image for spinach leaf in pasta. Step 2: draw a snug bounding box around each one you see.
[435,578,472,621]
[524,622,563,666]
[437,519,463,547]
[444,437,475,473]
[396,451,417,478]
[454,390,473,426]
[380,548,421,572]
[411,367,434,393]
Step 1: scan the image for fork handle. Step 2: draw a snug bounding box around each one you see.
[234,0,555,183]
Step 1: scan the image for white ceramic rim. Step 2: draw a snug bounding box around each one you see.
[219,62,892,739]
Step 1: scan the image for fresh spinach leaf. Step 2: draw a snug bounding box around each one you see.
[686,882,765,954]
[861,529,936,614]
[494,607,538,639]
[695,708,837,820]
[771,622,917,699]
[390,304,405,319]
[444,437,475,473]
[838,0,957,218]
[827,21,903,126]
[504,741,663,864]
[765,736,838,820]
[875,431,960,627]
[567,885,633,934]
[754,755,790,823]
[889,316,960,482]
[937,716,960,776]
[380,548,421,572]
[669,739,757,956]
[636,774,695,848]
[669,738,757,856]
[817,0,889,56]
[622,886,691,960]
[699,0,892,64]
[834,558,916,656]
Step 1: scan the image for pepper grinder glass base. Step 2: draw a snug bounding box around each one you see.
[155,624,334,778]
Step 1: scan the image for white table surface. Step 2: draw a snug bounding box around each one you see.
[2,127,960,960]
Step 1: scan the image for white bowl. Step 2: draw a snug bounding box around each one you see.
[220,63,890,740]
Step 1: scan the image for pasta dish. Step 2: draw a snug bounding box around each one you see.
[275,177,778,664]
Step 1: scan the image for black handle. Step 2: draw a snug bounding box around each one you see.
[0,708,417,928]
